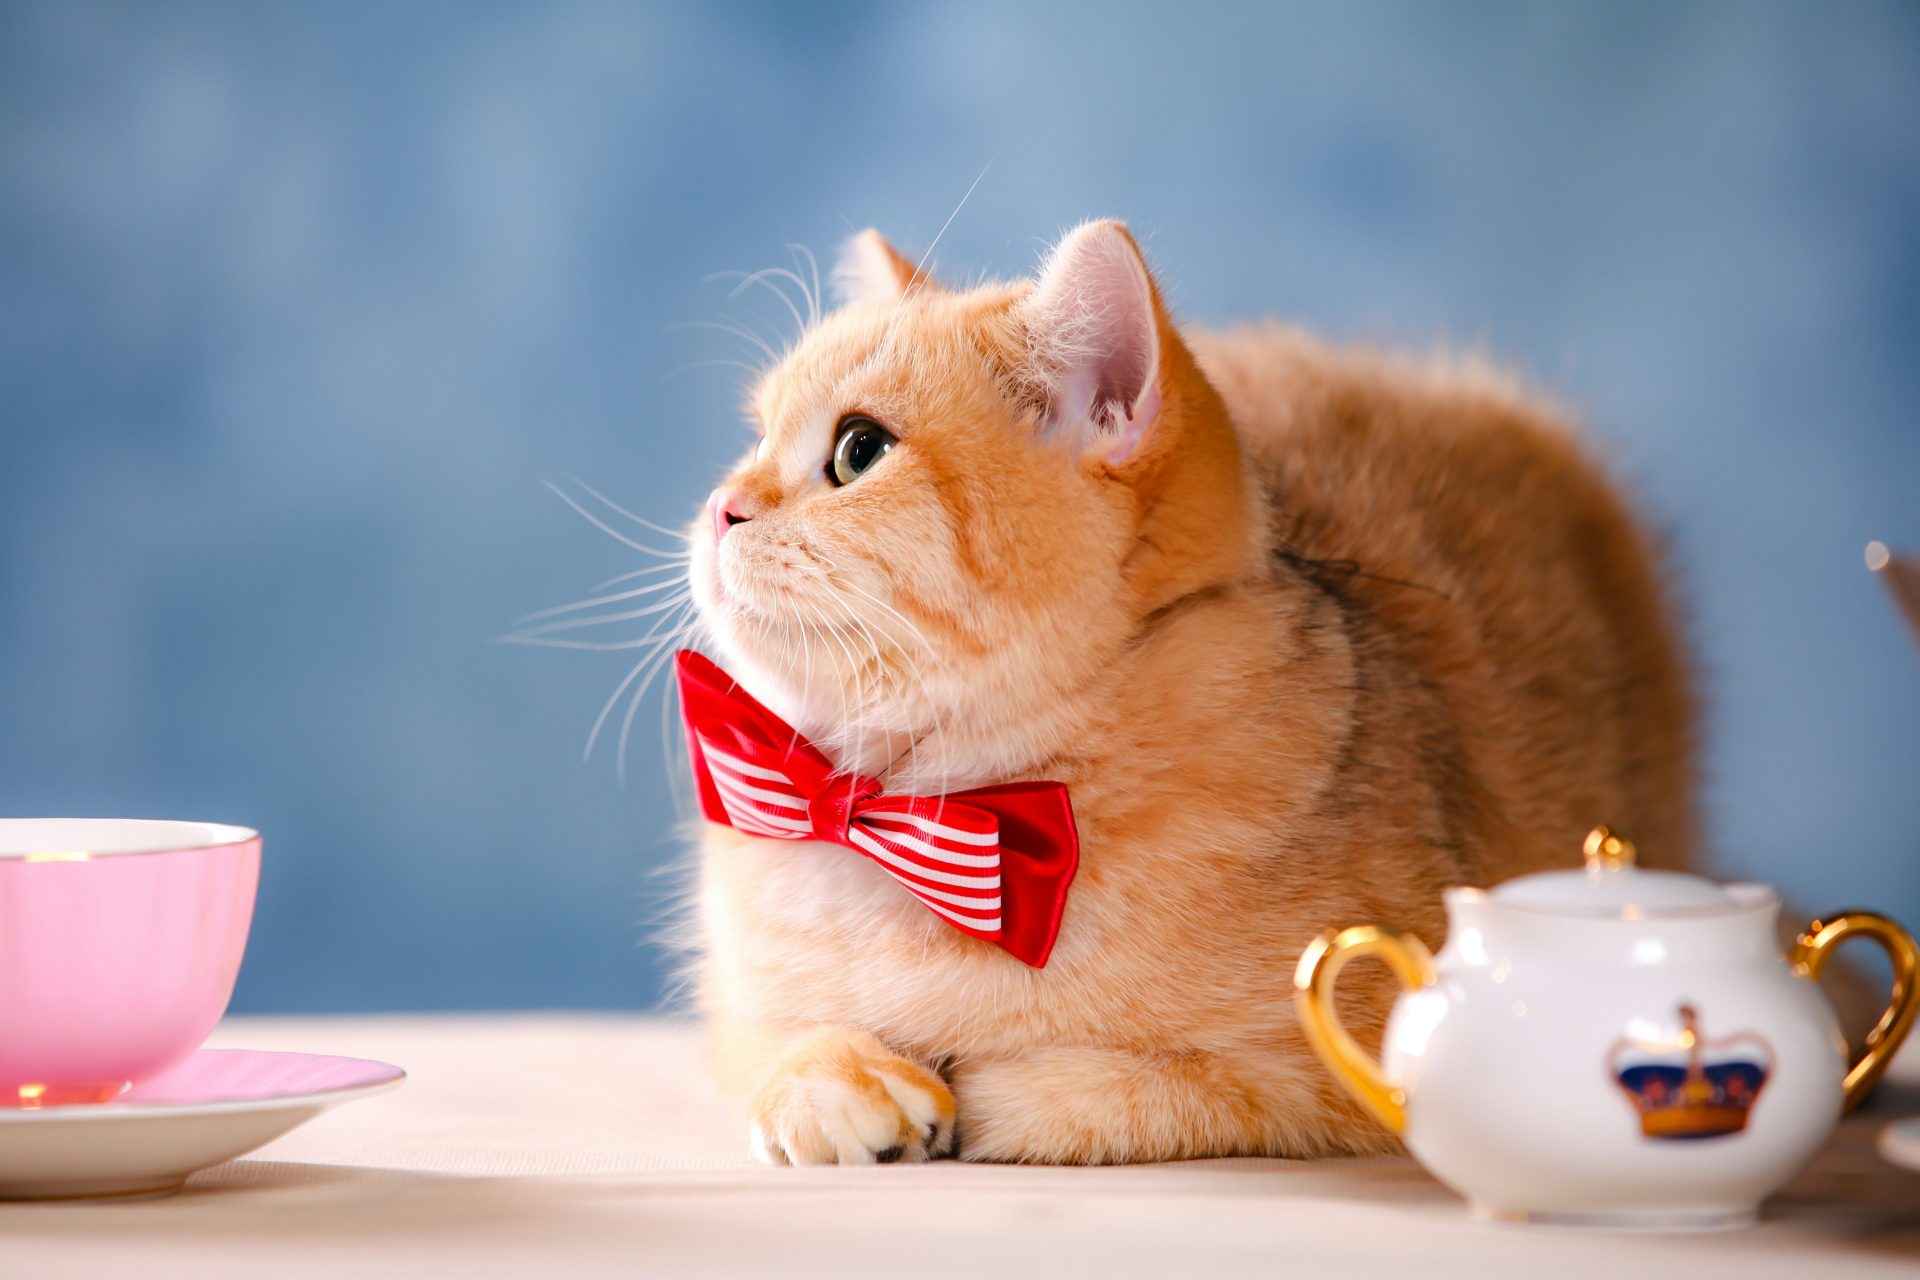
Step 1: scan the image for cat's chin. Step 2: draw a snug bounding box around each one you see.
[693,560,816,649]
[688,559,782,660]
[695,635,843,749]
[693,632,948,782]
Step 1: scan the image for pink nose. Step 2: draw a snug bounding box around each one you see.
[708,487,753,542]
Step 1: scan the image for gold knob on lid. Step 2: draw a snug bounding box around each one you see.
[1583,825,1636,871]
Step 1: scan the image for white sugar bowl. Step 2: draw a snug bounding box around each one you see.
[1294,827,1919,1230]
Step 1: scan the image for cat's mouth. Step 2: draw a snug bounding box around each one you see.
[698,521,839,618]
[692,556,763,633]
[693,546,840,673]
[698,541,780,622]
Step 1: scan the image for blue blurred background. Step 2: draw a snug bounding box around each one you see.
[2,1,1916,1012]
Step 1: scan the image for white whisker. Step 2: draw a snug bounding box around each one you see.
[512,575,688,626]
[665,357,765,379]
[596,561,691,591]
[585,656,651,763]
[669,319,780,367]
[786,243,822,328]
[545,482,688,558]
[810,549,961,798]
[562,476,697,544]
[617,615,694,782]
[710,266,810,342]
[658,608,711,819]
[504,592,692,640]
[889,161,991,333]
[583,596,696,763]
[499,635,677,652]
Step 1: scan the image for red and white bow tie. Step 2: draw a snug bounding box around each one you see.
[673,650,1080,968]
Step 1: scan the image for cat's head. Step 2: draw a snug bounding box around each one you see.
[687,221,1253,784]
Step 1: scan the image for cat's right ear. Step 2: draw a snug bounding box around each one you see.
[831,230,933,307]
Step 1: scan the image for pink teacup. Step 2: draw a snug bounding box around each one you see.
[0,819,260,1107]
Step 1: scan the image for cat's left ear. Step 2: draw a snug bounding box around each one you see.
[832,229,936,307]
[1015,220,1166,463]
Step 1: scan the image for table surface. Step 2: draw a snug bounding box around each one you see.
[2,1015,1917,1279]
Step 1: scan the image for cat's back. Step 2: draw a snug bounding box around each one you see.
[1191,322,1697,876]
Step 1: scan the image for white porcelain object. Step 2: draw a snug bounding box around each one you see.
[1295,827,1919,1230]
[1879,1117,1920,1172]
[0,1048,405,1201]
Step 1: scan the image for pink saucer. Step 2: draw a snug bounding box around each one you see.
[0,1048,405,1201]
[115,1048,404,1109]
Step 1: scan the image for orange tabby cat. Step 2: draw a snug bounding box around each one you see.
[685,221,1694,1165]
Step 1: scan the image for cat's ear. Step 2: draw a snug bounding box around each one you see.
[832,229,934,307]
[1015,220,1164,463]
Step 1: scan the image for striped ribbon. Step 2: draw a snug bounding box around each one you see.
[674,650,1079,967]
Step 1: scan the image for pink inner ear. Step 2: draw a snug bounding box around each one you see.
[1027,224,1161,460]
[832,229,915,307]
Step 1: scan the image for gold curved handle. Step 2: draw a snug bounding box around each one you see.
[1292,925,1437,1135]
[1790,911,1920,1111]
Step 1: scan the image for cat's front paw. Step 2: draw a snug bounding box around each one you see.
[748,1027,956,1166]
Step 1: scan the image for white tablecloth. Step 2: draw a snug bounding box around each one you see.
[3,1016,1916,1278]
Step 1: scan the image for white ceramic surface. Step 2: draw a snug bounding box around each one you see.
[1878,1116,1920,1172]
[1299,831,1917,1230]
[0,1048,405,1201]
[1388,887,1844,1228]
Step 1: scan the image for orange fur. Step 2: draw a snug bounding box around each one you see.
[685,221,1695,1164]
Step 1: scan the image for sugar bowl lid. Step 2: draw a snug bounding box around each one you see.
[1487,826,1750,917]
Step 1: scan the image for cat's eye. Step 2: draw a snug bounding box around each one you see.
[828,416,896,487]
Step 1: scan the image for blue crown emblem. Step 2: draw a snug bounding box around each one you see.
[1609,1004,1771,1140]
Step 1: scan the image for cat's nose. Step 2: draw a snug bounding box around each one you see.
[708,487,755,542]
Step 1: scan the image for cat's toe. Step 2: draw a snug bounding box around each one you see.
[748,1121,789,1166]
[748,1029,956,1166]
